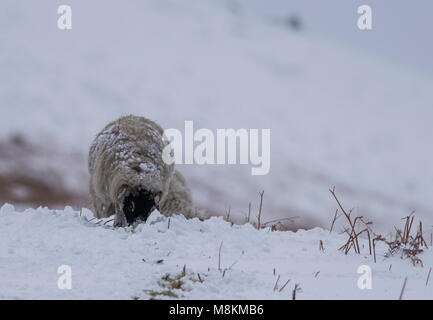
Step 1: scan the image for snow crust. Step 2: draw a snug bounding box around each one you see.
[0,204,431,299]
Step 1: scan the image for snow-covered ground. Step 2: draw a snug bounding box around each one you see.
[0,204,431,300]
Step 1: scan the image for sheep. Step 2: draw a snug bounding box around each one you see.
[88,115,200,227]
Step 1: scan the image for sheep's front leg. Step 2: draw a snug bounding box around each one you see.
[113,204,127,227]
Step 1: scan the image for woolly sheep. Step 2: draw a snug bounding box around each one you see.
[88,115,199,227]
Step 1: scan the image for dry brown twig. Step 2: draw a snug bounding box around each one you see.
[279,279,291,292]
[273,275,280,291]
[257,190,264,230]
[222,261,237,278]
[103,218,114,226]
[225,206,231,223]
[426,267,432,286]
[373,235,387,263]
[330,209,339,234]
[399,277,408,300]
[292,284,301,300]
[218,241,223,271]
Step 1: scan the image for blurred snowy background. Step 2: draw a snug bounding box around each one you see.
[1,0,432,232]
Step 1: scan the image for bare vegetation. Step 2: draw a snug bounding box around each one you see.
[273,274,290,293]
[239,190,299,231]
[330,187,429,266]
[143,266,205,299]
[399,277,408,300]
[319,240,324,252]
[292,284,301,300]
[426,267,432,286]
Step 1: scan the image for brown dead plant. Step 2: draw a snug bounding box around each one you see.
[329,187,372,255]
[330,187,429,267]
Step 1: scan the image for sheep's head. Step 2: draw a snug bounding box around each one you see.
[122,187,162,225]
[112,166,168,227]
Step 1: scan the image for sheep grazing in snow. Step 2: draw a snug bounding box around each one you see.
[88,115,199,227]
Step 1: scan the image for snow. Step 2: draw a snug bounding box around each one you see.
[1,204,431,299]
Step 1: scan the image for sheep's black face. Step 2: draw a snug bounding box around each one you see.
[123,189,155,225]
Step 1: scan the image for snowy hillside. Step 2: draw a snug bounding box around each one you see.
[1,0,433,230]
[0,204,431,300]
[2,0,433,232]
